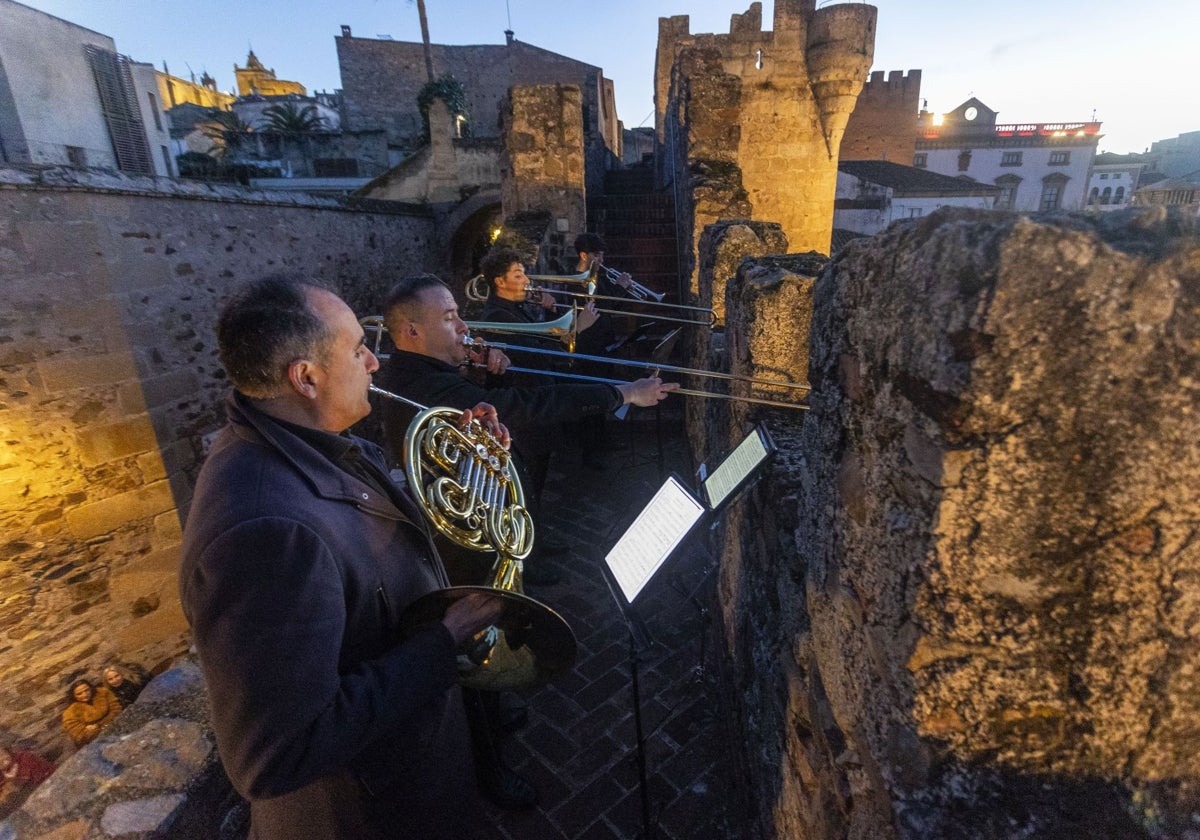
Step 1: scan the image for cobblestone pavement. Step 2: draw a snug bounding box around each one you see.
[485,407,751,840]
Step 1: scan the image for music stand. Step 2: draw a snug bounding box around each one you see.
[697,423,778,513]
[600,474,706,840]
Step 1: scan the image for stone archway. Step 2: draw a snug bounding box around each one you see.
[438,194,502,314]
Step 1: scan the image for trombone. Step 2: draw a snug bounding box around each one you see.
[464,336,809,411]
[362,310,580,355]
[464,270,717,328]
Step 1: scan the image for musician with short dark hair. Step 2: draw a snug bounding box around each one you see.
[379,274,675,558]
[478,247,601,340]
[573,232,634,298]
[180,277,504,840]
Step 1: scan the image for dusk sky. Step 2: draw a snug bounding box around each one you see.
[18,0,1196,156]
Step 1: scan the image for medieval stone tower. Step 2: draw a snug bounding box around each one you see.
[655,0,876,288]
[840,68,922,164]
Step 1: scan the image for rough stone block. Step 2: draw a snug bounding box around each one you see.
[64,481,176,539]
[76,416,158,466]
[37,351,140,394]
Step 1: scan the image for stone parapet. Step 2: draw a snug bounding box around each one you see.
[0,662,242,840]
[714,206,1200,837]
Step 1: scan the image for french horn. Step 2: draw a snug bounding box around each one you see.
[370,387,577,690]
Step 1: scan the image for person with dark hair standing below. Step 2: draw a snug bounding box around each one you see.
[179,277,505,840]
[61,679,120,747]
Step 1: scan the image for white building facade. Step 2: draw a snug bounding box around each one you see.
[913,98,1100,213]
[0,0,172,177]
[1085,152,1145,213]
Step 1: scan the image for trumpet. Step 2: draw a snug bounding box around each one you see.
[463,336,810,411]
[464,271,716,328]
[597,263,666,303]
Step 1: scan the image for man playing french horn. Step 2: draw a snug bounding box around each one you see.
[180,278,510,840]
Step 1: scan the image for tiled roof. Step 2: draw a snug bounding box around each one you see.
[839,159,999,196]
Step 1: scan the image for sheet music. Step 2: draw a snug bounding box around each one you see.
[605,477,705,603]
[703,427,769,509]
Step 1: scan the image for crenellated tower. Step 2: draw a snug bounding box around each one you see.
[655,1,876,293]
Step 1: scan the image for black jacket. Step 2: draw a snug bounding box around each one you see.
[375,349,621,466]
[180,394,480,839]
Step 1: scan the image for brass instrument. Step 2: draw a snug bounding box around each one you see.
[466,309,579,353]
[598,263,667,303]
[463,337,810,411]
[362,311,578,357]
[359,317,807,409]
[464,270,716,328]
[368,384,577,690]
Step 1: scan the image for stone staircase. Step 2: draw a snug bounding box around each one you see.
[587,167,679,301]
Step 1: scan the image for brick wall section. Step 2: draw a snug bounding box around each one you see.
[840,69,922,164]
[656,0,875,293]
[711,207,1200,837]
[0,167,436,757]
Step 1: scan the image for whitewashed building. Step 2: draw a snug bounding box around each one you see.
[913,98,1100,213]
[834,159,998,236]
[1085,152,1146,212]
[0,0,173,177]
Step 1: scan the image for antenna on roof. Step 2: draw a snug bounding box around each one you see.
[505,0,512,30]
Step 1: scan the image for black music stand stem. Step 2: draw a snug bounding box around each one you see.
[602,572,658,840]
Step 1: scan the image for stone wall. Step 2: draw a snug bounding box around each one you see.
[0,167,436,758]
[655,0,875,290]
[501,85,586,250]
[336,35,618,198]
[840,69,922,164]
[713,207,1200,838]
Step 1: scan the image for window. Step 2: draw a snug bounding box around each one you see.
[1088,187,1099,205]
[957,150,972,171]
[66,146,87,168]
[1114,186,1125,204]
[160,145,172,176]
[1099,173,1110,180]
[1001,151,1023,167]
[147,92,163,131]
[913,153,927,168]
[313,158,360,177]
[994,174,1021,210]
[1049,151,1070,166]
[1040,173,1068,211]
[1101,187,1112,204]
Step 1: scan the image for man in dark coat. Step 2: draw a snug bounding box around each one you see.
[180,278,504,840]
